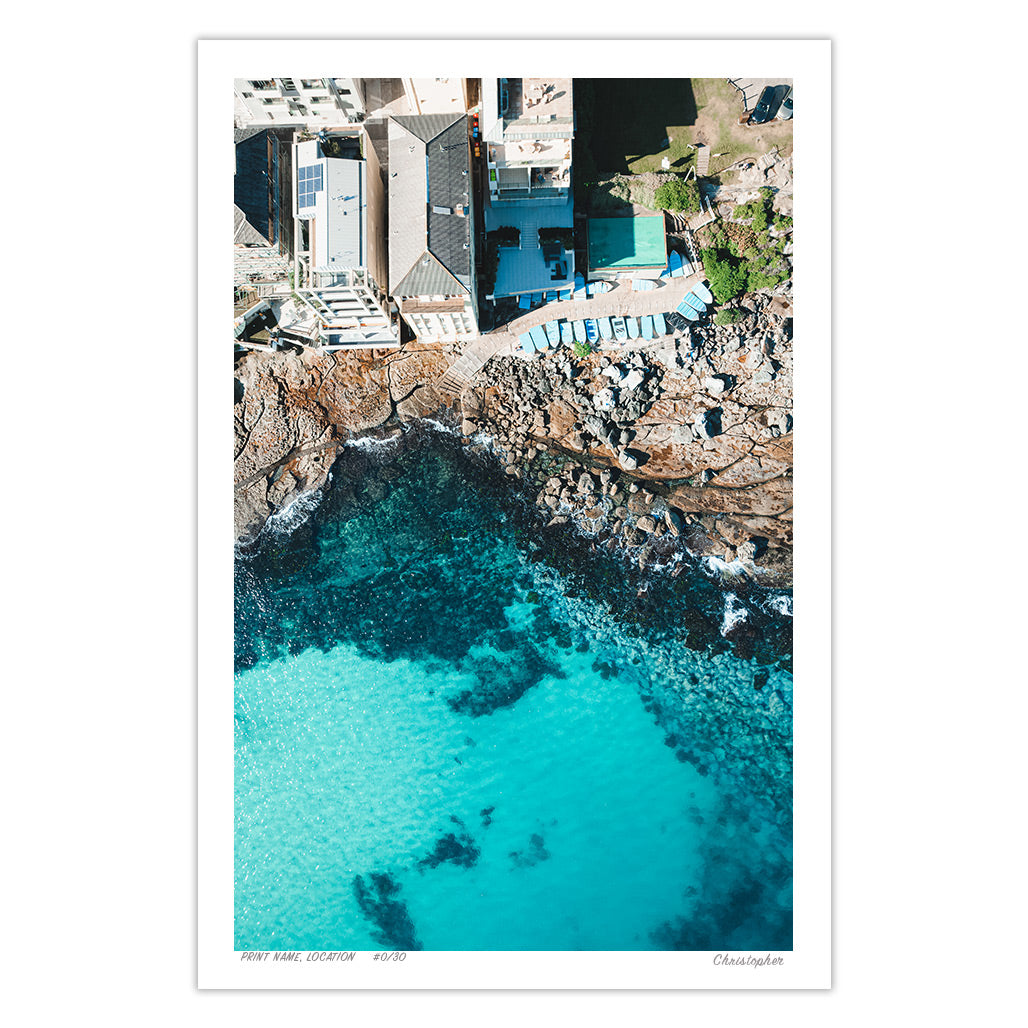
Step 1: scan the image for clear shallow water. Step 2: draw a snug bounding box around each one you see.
[235,428,793,951]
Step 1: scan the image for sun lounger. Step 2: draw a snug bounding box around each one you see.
[641,314,654,340]
[518,294,532,310]
[546,291,557,302]
[545,320,560,346]
[598,316,614,341]
[675,303,700,321]
[652,312,667,336]
[529,324,549,351]
[668,251,684,278]
[560,287,573,300]
[585,319,599,343]
[560,321,573,344]
[682,292,706,313]
[573,320,588,343]
[633,278,655,291]
[693,281,714,304]
[626,317,640,339]
[519,332,536,354]
[574,273,586,299]
[612,316,628,341]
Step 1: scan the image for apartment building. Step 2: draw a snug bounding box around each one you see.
[234,78,366,128]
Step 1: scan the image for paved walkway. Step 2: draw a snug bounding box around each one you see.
[431,269,709,397]
[497,268,706,336]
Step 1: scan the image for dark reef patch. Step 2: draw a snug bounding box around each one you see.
[649,794,792,951]
[449,646,566,717]
[352,872,423,950]
[510,832,550,869]
[418,817,481,871]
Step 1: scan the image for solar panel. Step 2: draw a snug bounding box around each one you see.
[297,165,324,210]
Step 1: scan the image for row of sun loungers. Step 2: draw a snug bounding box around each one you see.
[518,286,575,310]
[516,274,714,354]
[518,310,676,354]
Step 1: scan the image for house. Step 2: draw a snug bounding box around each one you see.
[481,78,573,204]
[234,78,365,128]
[387,114,478,342]
[290,137,398,350]
[234,127,294,261]
[479,78,575,301]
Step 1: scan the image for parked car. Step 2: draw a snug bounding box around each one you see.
[777,87,793,121]
[749,86,775,125]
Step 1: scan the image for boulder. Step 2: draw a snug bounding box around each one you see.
[693,407,723,439]
[621,369,645,391]
[636,515,657,534]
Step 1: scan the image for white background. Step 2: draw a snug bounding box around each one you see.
[5,2,1021,1025]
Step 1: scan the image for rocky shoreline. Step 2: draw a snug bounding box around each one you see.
[234,287,793,589]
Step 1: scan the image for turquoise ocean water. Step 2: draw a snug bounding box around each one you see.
[234,427,793,951]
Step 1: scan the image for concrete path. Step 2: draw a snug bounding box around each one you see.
[497,269,707,335]
[430,269,709,398]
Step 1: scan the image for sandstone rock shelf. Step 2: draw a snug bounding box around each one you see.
[234,288,793,588]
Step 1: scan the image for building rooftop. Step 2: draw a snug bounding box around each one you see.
[388,114,473,297]
[482,78,574,143]
[294,139,367,272]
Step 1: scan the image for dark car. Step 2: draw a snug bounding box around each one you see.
[777,87,793,121]
[749,86,775,125]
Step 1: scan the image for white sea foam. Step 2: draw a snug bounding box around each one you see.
[421,417,461,437]
[264,485,325,537]
[702,555,749,578]
[763,594,793,617]
[720,592,749,637]
[343,432,403,451]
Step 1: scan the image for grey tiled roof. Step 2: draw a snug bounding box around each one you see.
[234,126,265,145]
[233,204,271,247]
[388,114,472,298]
[392,113,463,144]
[393,251,464,298]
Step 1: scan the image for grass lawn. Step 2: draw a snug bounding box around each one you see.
[578,78,793,179]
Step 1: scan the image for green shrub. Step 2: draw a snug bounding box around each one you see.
[538,227,575,250]
[654,176,700,214]
[713,308,747,326]
[572,340,593,358]
[491,226,520,246]
[701,247,748,303]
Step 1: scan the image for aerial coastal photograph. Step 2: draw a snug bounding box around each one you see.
[232,74,795,952]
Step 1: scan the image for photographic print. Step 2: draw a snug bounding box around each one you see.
[200,39,830,988]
